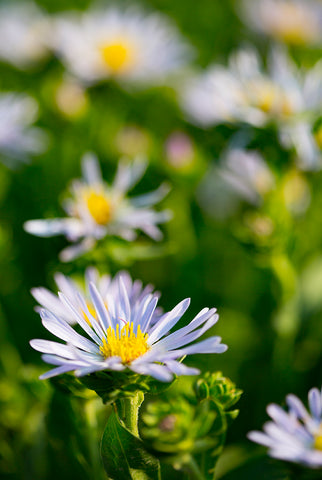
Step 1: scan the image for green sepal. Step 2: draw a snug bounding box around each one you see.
[194,371,243,410]
[79,370,176,404]
[101,408,161,480]
[49,373,96,399]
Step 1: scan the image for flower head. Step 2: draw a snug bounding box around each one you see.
[0,93,47,165]
[197,148,274,219]
[24,154,171,261]
[248,387,322,468]
[0,2,50,69]
[31,268,162,326]
[30,272,227,382]
[52,6,191,86]
[182,48,322,128]
[181,47,322,169]
[240,0,322,47]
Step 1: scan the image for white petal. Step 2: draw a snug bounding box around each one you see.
[40,309,99,353]
[131,362,173,382]
[81,152,103,185]
[148,298,191,344]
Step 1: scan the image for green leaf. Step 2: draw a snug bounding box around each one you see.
[101,410,161,480]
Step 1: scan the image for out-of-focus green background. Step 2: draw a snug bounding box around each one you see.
[1,0,322,478]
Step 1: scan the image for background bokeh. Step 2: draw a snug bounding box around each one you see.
[1,0,322,478]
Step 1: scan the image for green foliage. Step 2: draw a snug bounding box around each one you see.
[79,370,176,404]
[1,0,322,478]
[141,374,241,478]
[101,407,161,480]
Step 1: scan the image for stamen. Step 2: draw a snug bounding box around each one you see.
[100,322,150,364]
[270,5,317,45]
[81,300,108,326]
[249,82,293,117]
[314,434,322,451]
[100,42,134,73]
[315,126,322,149]
[85,190,112,225]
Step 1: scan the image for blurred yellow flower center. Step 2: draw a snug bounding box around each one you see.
[100,322,149,364]
[82,302,97,326]
[86,191,112,225]
[314,433,322,451]
[81,300,108,326]
[100,41,134,73]
[314,126,322,149]
[270,5,318,45]
[250,83,292,117]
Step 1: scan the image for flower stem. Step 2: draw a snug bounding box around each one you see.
[115,391,144,438]
[184,455,205,480]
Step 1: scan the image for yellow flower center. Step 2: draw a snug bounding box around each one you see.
[100,322,150,364]
[314,434,322,451]
[249,82,293,117]
[86,191,113,225]
[100,41,134,73]
[269,4,318,46]
[314,126,322,149]
[81,302,97,326]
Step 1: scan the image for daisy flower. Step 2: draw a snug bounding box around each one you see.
[280,121,322,170]
[31,268,161,326]
[52,5,192,87]
[240,0,322,47]
[197,148,274,219]
[0,93,47,165]
[181,47,322,169]
[24,153,171,261]
[0,2,51,69]
[216,148,274,205]
[30,273,227,382]
[248,387,322,468]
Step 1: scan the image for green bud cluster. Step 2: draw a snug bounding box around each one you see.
[141,372,242,477]
[194,371,243,410]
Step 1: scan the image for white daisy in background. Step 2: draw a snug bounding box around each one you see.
[248,387,322,468]
[197,148,274,219]
[181,47,322,169]
[52,5,192,87]
[239,0,322,47]
[30,273,227,381]
[24,153,171,261]
[0,93,47,165]
[0,2,51,69]
[280,121,322,171]
[31,268,162,326]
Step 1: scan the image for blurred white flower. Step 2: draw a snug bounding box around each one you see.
[0,2,51,69]
[280,122,322,170]
[181,47,322,169]
[240,0,322,47]
[24,153,171,261]
[0,93,47,165]
[52,6,192,86]
[248,387,322,468]
[197,148,274,219]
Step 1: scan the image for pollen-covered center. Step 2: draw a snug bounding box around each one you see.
[85,190,113,225]
[81,300,108,326]
[269,5,318,46]
[81,302,97,326]
[314,433,322,451]
[100,322,150,364]
[314,126,322,149]
[100,41,134,73]
[248,82,292,117]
